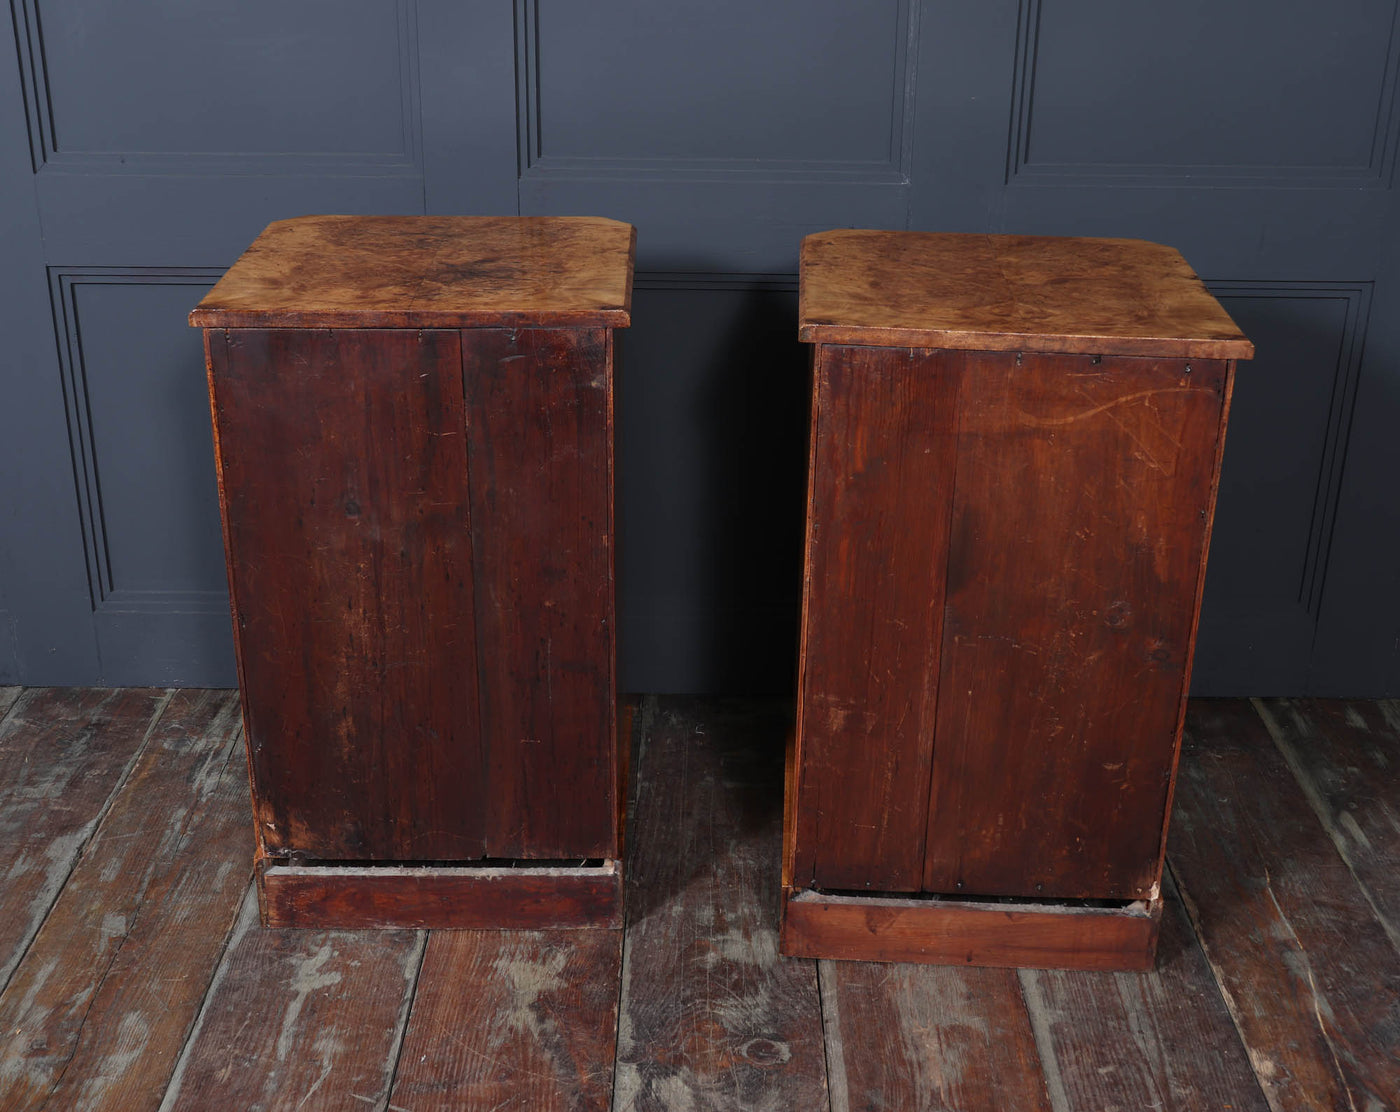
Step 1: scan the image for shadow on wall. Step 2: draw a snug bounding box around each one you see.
[617,277,809,695]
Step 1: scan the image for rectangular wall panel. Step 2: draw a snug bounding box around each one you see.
[18,0,420,171]
[48,270,236,686]
[1010,0,1400,185]
[1192,284,1371,694]
[524,0,909,173]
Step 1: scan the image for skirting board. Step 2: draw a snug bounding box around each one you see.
[257,858,624,930]
[780,887,1163,971]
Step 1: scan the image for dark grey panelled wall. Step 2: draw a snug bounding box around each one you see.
[2,1,1398,695]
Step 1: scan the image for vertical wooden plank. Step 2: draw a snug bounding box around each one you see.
[1253,697,1400,946]
[463,327,616,860]
[1018,872,1269,1112]
[388,930,621,1111]
[794,344,960,892]
[1170,700,1400,1111]
[0,690,250,1112]
[820,959,1050,1112]
[0,687,169,990]
[161,894,422,1112]
[211,327,485,861]
[926,354,1229,900]
[614,698,827,1111]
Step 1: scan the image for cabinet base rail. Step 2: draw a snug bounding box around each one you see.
[779,886,1162,971]
[257,858,624,930]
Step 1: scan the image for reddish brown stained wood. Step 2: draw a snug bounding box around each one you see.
[0,690,251,1112]
[0,688,169,991]
[258,861,622,930]
[162,893,422,1112]
[793,345,960,892]
[1018,872,1269,1112]
[781,891,1160,971]
[799,231,1254,358]
[924,353,1230,900]
[388,930,622,1111]
[615,699,827,1111]
[1170,700,1400,1111]
[464,328,617,859]
[820,959,1051,1111]
[1252,697,1400,947]
[209,327,487,861]
[190,215,635,330]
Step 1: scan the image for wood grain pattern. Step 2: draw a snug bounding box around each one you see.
[464,327,617,859]
[799,231,1254,358]
[1018,872,1269,1112]
[259,861,622,930]
[162,893,422,1112]
[0,688,169,991]
[782,891,1160,971]
[792,345,959,892]
[924,353,1230,900]
[190,216,635,330]
[1252,697,1400,948]
[388,930,622,1112]
[210,327,486,862]
[0,689,251,1112]
[1170,700,1400,1111]
[820,959,1051,1111]
[615,699,827,1111]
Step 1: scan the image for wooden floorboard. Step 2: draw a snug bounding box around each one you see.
[612,697,828,1112]
[389,929,622,1112]
[0,688,170,993]
[1170,699,1400,1112]
[1253,696,1400,953]
[0,687,21,725]
[1019,871,1269,1112]
[0,689,249,1112]
[160,892,424,1112]
[821,960,1050,1112]
[0,690,1396,1110]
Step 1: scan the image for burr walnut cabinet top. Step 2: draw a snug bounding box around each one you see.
[189,215,636,330]
[798,230,1254,360]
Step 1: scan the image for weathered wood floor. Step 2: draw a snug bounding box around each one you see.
[0,688,1395,1110]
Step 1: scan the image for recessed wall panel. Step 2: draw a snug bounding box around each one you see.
[54,273,228,611]
[29,0,416,163]
[1013,0,1399,183]
[1193,285,1370,693]
[527,0,908,171]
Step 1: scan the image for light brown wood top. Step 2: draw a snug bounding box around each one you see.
[799,231,1253,359]
[190,215,635,329]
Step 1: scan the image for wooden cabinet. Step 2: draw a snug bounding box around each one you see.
[781,232,1253,970]
[191,215,634,929]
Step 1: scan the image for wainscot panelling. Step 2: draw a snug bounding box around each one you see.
[2,0,1398,693]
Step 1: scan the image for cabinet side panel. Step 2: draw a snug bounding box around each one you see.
[924,353,1228,899]
[792,345,960,892]
[464,328,617,859]
[210,327,485,860]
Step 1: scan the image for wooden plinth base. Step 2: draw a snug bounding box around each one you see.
[780,887,1163,971]
[257,859,623,930]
